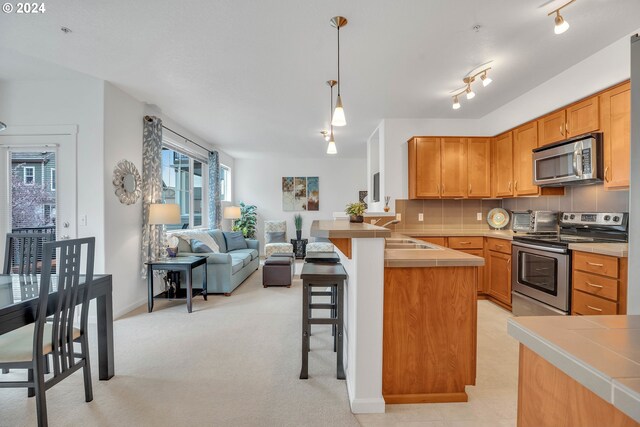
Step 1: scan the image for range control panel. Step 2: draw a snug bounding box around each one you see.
[561,212,627,227]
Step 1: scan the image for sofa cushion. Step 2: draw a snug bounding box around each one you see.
[230,252,252,267]
[171,230,220,253]
[208,229,228,253]
[266,231,286,244]
[223,231,248,251]
[175,237,191,253]
[191,239,214,253]
[230,248,259,260]
[230,258,244,274]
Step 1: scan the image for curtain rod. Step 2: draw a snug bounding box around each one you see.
[144,115,214,155]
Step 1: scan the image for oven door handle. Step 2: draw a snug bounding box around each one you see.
[512,241,568,254]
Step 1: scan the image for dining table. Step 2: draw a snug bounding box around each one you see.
[0,274,114,380]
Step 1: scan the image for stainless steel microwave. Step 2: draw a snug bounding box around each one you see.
[532,133,603,186]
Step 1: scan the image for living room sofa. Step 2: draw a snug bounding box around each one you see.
[167,229,260,295]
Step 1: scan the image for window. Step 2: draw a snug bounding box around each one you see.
[220,164,231,202]
[50,168,56,191]
[161,146,208,230]
[23,166,35,185]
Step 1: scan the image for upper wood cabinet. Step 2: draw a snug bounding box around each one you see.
[567,96,599,137]
[513,122,539,196]
[538,110,566,146]
[599,82,631,190]
[408,137,441,198]
[441,138,468,198]
[466,138,492,198]
[492,132,514,197]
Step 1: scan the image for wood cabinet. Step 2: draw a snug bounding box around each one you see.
[459,248,485,293]
[485,238,512,309]
[538,110,567,146]
[414,236,447,246]
[492,132,514,197]
[466,138,492,198]
[513,122,539,196]
[567,96,599,137]
[409,137,441,198]
[571,251,628,315]
[600,82,631,190]
[441,138,468,198]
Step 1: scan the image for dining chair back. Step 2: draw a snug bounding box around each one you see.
[3,232,55,275]
[0,237,95,427]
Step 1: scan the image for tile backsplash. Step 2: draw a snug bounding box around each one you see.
[395,185,629,231]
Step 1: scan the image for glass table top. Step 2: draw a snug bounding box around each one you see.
[0,274,107,309]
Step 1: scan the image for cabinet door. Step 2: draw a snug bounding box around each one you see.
[487,250,512,306]
[567,96,599,137]
[466,138,492,198]
[409,137,441,198]
[537,110,566,146]
[513,122,539,196]
[600,82,630,190]
[460,248,485,294]
[492,132,513,197]
[441,137,467,198]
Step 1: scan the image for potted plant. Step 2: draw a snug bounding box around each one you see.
[232,202,257,238]
[294,213,303,240]
[345,201,366,223]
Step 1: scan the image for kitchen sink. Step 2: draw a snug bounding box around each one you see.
[385,238,416,244]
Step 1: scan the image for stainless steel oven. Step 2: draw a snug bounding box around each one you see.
[512,241,570,315]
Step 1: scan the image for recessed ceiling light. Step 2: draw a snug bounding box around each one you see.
[60,27,72,34]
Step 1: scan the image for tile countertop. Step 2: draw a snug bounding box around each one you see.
[400,229,629,257]
[310,220,392,239]
[384,233,485,268]
[508,315,640,423]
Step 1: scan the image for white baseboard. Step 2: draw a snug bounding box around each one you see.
[114,297,147,319]
[346,377,386,414]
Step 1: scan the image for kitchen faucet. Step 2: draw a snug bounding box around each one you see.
[381,219,400,227]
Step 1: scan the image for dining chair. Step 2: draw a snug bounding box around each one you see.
[0,237,96,427]
[3,232,55,275]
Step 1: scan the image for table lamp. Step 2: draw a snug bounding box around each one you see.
[224,206,242,230]
[149,203,181,258]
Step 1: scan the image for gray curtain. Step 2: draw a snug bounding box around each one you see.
[209,151,221,229]
[141,116,163,278]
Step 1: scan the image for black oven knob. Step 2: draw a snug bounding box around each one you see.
[613,216,620,222]
[563,214,569,220]
[604,215,611,221]
[570,214,575,220]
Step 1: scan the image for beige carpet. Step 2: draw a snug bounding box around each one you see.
[0,263,519,427]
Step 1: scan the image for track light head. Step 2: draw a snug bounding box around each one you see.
[466,85,475,100]
[554,12,570,34]
[481,71,492,87]
[452,96,461,110]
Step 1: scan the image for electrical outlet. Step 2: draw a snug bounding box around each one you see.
[418,213,424,222]
[80,214,88,226]
[396,213,401,221]
[476,212,482,221]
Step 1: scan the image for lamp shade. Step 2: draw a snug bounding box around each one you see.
[224,206,242,220]
[149,203,181,225]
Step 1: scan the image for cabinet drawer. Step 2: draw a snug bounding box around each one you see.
[413,236,447,247]
[573,252,619,278]
[448,236,483,249]
[572,290,617,315]
[485,238,511,254]
[573,270,618,301]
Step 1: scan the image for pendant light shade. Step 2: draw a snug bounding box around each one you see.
[554,13,570,34]
[481,71,493,87]
[326,79,338,154]
[452,96,461,110]
[331,16,348,127]
[466,85,476,100]
[327,136,337,154]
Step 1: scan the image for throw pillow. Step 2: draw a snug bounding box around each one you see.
[191,239,213,253]
[224,231,248,251]
[173,231,220,253]
[265,231,286,244]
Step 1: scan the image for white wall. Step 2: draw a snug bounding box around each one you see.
[0,78,107,272]
[234,157,367,253]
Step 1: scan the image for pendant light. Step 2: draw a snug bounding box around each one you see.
[548,0,575,35]
[327,80,338,154]
[330,16,348,127]
[0,121,6,132]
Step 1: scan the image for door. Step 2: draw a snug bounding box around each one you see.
[567,96,599,137]
[513,122,539,196]
[409,137,441,198]
[460,248,485,294]
[538,110,566,146]
[466,138,491,198]
[487,250,511,306]
[600,82,631,189]
[493,132,513,197]
[441,138,467,198]
[0,131,77,254]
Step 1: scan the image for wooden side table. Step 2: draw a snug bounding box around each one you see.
[291,238,308,259]
[145,256,208,313]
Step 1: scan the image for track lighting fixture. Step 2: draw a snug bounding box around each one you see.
[549,0,575,35]
[448,63,493,110]
[330,16,348,127]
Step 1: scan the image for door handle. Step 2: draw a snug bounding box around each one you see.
[459,242,472,245]
[469,184,472,194]
[436,183,440,193]
[560,124,564,136]
[508,181,512,192]
[566,122,569,135]
[604,166,610,183]
[587,262,604,267]
[586,305,603,312]
[586,282,604,289]
[514,181,518,191]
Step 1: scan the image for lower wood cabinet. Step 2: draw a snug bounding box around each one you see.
[484,238,512,309]
[571,251,628,315]
[459,248,485,294]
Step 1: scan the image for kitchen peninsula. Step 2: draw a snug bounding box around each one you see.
[310,220,484,413]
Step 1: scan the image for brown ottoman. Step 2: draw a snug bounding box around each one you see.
[263,253,295,287]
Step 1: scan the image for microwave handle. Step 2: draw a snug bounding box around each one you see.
[574,141,583,177]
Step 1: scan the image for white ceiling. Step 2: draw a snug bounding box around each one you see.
[1,0,639,158]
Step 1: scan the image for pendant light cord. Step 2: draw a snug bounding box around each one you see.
[330,83,334,134]
[337,26,341,96]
